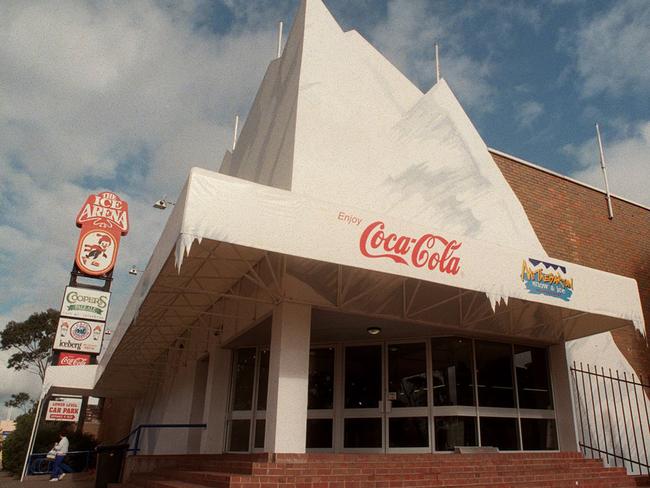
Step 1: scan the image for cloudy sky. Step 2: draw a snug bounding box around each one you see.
[1,0,649,419]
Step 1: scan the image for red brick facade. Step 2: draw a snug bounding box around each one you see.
[493,151,650,379]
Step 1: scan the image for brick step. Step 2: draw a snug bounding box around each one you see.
[176,462,255,475]
[120,453,640,488]
[158,470,251,487]
[129,474,229,488]
[251,460,603,472]
[164,467,632,488]
[633,475,650,487]
[224,474,635,488]
[271,452,585,463]
[248,460,606,476]
[435,468,628,481]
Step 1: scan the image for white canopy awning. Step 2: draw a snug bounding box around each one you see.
[176,168,644,336]
[88,167,644,398]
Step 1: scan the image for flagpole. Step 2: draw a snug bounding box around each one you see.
[435,42,440,83]
[595,123,614,219]
[277,21,283,58]
[232,114,239,151]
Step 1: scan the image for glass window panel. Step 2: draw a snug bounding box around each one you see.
[232,348,256,411]
[388,343,428,408]
[475,341,515,408]
[434,416,477,451]
[521,419,558,450]
[345,345,382,409]
[306,419,333,449]
[228,419,250,452]
[388,417,429,448]
[344,418,382,448]
[431,337,475,406]
[309,348,335,410]
[256,349,270,411]
[514,346,553,410]
[254,419,265,449]
[480,417,519,451]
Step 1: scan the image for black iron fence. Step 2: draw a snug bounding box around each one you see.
[571,362,650,475]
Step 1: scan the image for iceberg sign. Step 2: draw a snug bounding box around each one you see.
[521,258,574,301]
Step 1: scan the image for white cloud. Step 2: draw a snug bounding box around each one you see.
[369,0,494,111]
[569,0,650,97]
[0,0,281,404]
[516,100,544,127]
[566,121,650,206]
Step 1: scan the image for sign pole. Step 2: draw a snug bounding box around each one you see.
[75,396,89,434]
[20,392,46,482]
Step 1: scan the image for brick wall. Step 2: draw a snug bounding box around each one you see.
[493,151,650,379]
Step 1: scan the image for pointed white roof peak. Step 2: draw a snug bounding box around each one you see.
[220,0,546,253]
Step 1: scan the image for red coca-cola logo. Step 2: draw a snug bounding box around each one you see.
[57,352,91,366]
[359,221,462,275]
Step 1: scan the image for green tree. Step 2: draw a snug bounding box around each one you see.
[0,309,58,382]
[1,405,97,475]
[4,392,34,414]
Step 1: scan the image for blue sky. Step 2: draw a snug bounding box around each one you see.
[1,0,649,418]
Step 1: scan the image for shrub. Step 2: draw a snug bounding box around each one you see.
[1,405,98,475]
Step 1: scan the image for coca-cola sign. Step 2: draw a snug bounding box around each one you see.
[74,192,129,277]
[57,352,91,366]
[359,221,462,275]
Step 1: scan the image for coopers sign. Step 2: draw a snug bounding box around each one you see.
[60,286,111,321]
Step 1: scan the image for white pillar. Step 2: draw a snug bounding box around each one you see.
[201,346,232,453]
[549,343,579,451]
[264,302,311,453]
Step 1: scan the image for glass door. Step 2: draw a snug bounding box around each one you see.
[342,344,384,451]
[385,342,430,452]
[342,342,430,452]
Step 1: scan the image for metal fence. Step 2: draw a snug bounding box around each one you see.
[571,362,650,475]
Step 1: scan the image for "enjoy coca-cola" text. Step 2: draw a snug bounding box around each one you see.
[359,221,462,275]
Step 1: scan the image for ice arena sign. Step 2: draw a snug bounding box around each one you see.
[74,192,129,276]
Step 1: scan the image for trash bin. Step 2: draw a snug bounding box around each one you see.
[94,444,129,488]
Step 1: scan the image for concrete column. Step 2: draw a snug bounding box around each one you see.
[264,302,311,453]
[200,346,232,453]
[549,343,579,451]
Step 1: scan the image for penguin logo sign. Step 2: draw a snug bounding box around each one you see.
[76,230,117,276]
[70,321,92,341]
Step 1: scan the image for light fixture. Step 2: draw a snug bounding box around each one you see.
[366,326,382,335]
[153,196,176,210]
[128,265,143,276]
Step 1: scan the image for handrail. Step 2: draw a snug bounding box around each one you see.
[116,423,207,455]
[28,450,95,475]
[571,362,650,475]
[31,450,94,456]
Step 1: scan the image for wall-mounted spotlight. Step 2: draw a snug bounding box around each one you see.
[153,197,176,210]
[367,326,382,335]
[128,265,144,276]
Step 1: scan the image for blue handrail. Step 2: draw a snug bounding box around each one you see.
[116,423,207,455]
[28,450,94,475]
